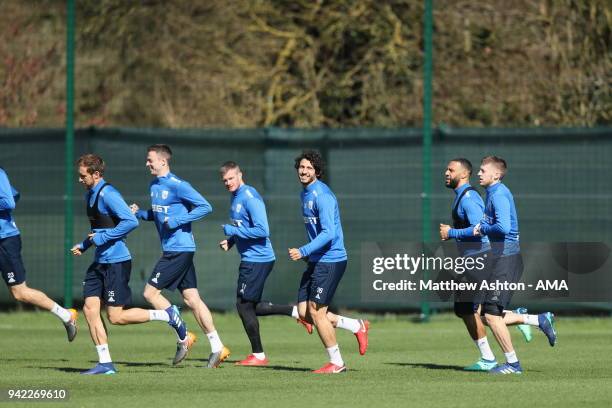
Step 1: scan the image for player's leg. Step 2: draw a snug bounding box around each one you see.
[234,261,271,365]
[81,272,116,376]
[317,260,368,357]
[181,287,228,367]
[309,301,345,373]
[143,254,189,341]
[309,261,350,373]
[324,310,369,354]
[0,235,77,341]
[235,296,268,366]
[494,309,556,346]
[143,284,172,310]
[176,255,228,367]
[486,254,524,374]
[457,303,497,371]
[104,260,171,325]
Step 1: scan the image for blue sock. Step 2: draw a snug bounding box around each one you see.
[165,306,187,340]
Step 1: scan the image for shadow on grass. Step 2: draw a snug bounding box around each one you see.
[2,358,69,362]
[386,362,466,372]
[192,358,239,364]
[32,366,85,373]
[113,361,173,368]
[252,365,313,372]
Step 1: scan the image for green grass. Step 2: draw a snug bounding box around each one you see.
[1,311,611,408]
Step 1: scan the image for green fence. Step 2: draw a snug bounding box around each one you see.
[1,127,611,311]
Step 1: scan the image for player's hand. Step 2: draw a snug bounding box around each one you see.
[473,223,481,236]
[288,248,302,261]
[129,203,139,214]
[70,244,82,256]
[439,224,451,240]
[219,240,230,251]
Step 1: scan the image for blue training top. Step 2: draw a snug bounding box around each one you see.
[299,180,347,263]
[479,182,520,256]
[448,183,490,257]
[136,172,212,252]
[223,184,275,263]
[78,179,138,263]
[0,168,20,239]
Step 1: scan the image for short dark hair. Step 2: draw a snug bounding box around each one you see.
[76,154,105,176]
[147,144,172,161]
[294,150,325,178]
[220,161,240,175]
[450,158,473,175]
[481,155,507,178]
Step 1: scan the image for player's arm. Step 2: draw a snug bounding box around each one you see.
[167,182,212,229]
[0,171,16,210]
[223,198,269,239]
[90,190,139,246]
[298,194,336,258]
[448,199,484,239]
[479,195,511,236]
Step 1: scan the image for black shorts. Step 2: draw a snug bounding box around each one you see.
[454,251,492,306]
[0,235,26,287]
[237,261,274,302]
[148,251,197,292]
[297,260,347,305]
[83,260,132,306]
[483,253,524,311]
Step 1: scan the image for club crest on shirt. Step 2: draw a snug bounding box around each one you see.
[308,200,314,210]
[235,203,242,213]
[161,190,169,200]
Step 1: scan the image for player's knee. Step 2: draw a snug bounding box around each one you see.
[143,288,157,304]
[10,284,29,302]
[83,302,98,318]
[308,305,325,321]
[482,303,504,319]
[235,299,248,316]
[107,312,126,325]
[183,294,200,309]
[454,302,475,318]
[9,287,23,302]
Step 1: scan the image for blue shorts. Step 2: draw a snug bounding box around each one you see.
[83,260,132,306]
[148,251,197,292]
[297,260,347,305]
[0,235,26,287]
[237,261,274,302]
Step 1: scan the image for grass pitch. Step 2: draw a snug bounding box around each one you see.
[1,311,611,407]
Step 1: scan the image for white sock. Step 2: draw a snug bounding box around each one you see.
[96,344,112,364]
[475,337,495,361]
[148,310,170,322]
[207,330,224,353]
[335,316,361,333]
[523,314,539,326]
[326,344,344,367]
[291,306,299,319]
[504,350,519,364]
[253,352,266,360]
[51,303,71,323]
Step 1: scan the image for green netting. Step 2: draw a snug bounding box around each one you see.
[0,127,611,310]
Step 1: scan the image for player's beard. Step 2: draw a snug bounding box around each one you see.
[445,177,459,189]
